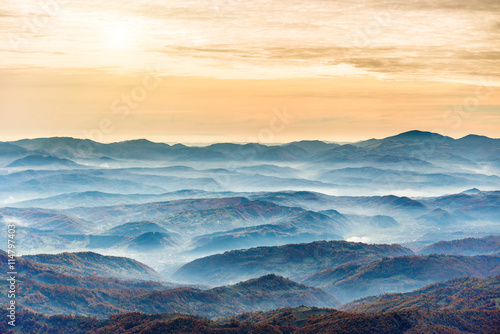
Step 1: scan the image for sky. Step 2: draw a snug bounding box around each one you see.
[0,0,499,144]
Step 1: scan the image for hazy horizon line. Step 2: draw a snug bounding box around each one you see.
[2,130,498,147]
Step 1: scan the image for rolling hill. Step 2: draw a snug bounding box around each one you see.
[301,254,500,302]
[127,232,179,252]
[419,235,500,255]
[64,198,349,237]
[63,197,251,228]
[23,251,163,281]
[188,221,343,256]
[0,207,94,234]
[340,275,500,313]
[173,240,414,285]
[0,250,170,291]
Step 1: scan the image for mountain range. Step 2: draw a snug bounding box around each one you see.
[1,188,499,267]
[1,130,499,332]
[6,130,497,165]
[2,131,500,201]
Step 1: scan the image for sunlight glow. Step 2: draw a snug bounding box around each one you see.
[104,23,134,50]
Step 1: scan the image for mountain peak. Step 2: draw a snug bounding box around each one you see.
[457,134,498,142]
[116,138,168,146]
[235,274,292,288]
[248,273,287,282]
[294,140,327,144]
[383,130,451,142]
[462,188,482,195]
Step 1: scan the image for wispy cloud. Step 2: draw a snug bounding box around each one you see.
[1,0,498,82]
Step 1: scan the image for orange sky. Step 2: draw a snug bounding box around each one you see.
[0,0,499,143]
[1,68,498,143]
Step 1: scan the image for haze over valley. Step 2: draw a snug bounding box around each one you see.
[0,130,499,332]
[0,129,498,274]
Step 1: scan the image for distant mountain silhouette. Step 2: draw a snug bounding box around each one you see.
[6,131,498,164]
[0,142,29,159]
[382,130,453,143]
[286,140,337,153]
[7,154,82,168]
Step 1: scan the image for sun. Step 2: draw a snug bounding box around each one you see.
[104,23,134,50]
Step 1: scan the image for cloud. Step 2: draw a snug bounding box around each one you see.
[374,0,500,11]
[0,49,65,55]
[122,3,215,21]
[161,45,348,61]
[0,10,15,17]
[460,51,500,60]
[154,43,500,82]
[1,0,498,82]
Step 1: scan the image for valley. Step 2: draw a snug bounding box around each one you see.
[1,131,499,332]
